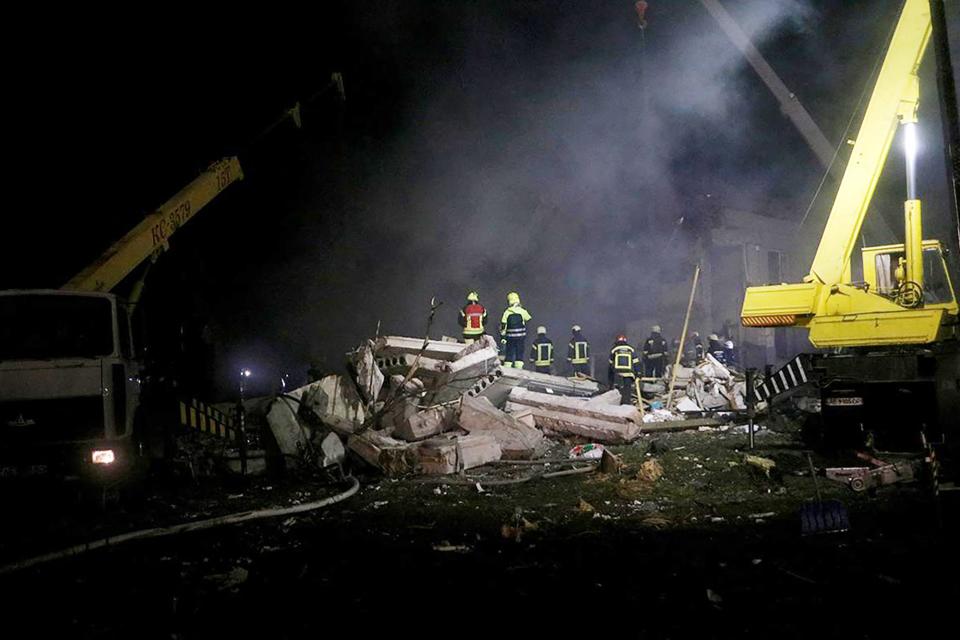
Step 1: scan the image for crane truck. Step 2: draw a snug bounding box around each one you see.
[741,0,960,459]
[0,157,242,483]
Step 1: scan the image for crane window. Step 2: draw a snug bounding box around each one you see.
[922,247,952,304]
[0,295,114,360]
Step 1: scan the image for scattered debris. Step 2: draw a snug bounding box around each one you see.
[744,454,777,478]
[637,458,664,483]
[432,543,473,553]
[501,517,538,542]
[599,449,624,475]
[569,443,605,460]
[578,498,596,513]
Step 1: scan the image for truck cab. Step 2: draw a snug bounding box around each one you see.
[0,289,142,481]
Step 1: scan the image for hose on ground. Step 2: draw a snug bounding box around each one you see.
[418,462,597,486]
[0,475,360,577]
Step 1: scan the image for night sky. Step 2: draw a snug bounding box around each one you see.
[5,1,960,398]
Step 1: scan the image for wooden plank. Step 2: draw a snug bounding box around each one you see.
[639,418,723,433]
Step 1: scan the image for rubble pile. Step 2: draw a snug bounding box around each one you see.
[643,354,747,420]
[265,334,651,477]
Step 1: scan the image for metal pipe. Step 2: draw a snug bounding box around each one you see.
[746,368,756,450]
[905,122,919,200]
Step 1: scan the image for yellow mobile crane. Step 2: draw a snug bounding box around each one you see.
[0,158,243,482]
[740,0,960,452]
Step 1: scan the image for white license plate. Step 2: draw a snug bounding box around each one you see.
[825,397,864,407]
[0,464,49,478]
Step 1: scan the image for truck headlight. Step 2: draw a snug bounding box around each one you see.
[92,449,115,465]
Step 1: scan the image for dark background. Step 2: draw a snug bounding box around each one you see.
[4,1,959,398]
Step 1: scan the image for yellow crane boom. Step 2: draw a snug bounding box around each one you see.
[63,156,243,293]
[741,0,958,349]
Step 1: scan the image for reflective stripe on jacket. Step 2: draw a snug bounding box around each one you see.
[609,343,638,376]
[500,304,531,338]
[530,337,554,366]
[568,337,589,364]
[460,302,487,335]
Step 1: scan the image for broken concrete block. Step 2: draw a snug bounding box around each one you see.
[267,396,312,457]
[417,438,458,475]
[300,375,366,435]
[452,335,499,361]
[509,404,640,444]
[585,390,623,407]
[393,405,454,442]
[379,375,423,433]
[456,433,501,469]
[351,340,384,404]
[432,346,500,403]
[465,367,599,408]
[457,395,545,459]
[509,407,537,430]
[320,432,345,467]
[675,396,702,412]
[374,336,468,361]
[417,433,501,474]
[697,354,732,381]
[376,354,447,381]
[507,387,641,424]
[347,430,417,476]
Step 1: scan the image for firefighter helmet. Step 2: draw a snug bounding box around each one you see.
[651,325,661,333]
[708,333,719,341]
[571,324,581,332]
[507,291,520,305]
[466,291,479,302]
[616,334,627,342]
[537,325,546,335]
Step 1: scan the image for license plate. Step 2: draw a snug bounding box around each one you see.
[0,464,49,478]
[825,397,864,407]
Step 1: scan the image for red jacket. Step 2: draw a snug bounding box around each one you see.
[460,302,487,335]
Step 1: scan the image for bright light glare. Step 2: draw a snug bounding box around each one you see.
[241,369,252,378]
[92,449,115,465]
[904,122,918,165]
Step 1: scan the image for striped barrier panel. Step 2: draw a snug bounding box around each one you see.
[752,354,813,402]
[179,398,238,442]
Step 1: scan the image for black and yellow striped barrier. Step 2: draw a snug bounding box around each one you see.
[179,398,238,442]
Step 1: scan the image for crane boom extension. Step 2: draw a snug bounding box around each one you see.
[741,0,958,349]
[808,0,929,287]
[63,156,243,293]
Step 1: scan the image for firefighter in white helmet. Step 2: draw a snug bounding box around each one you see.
[529,325,554,374]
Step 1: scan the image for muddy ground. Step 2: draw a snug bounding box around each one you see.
[1,422,958,638]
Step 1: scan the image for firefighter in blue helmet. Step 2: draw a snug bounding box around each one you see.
[500,292,532,368]
[642,324,669,378]
[608,334,639,405]
[529,326,554,374]
[568,324,590,377]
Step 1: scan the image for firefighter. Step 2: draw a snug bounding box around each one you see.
[708,333,726,364]
[642,325,669,378]
[723,338,738,368]
[608,334,639,405]
[529,326,554,374]
[459,291,487,344]
[683,331,704,366]
[692,331,705,362]
[500,291,532,368]
[568,324,590,377]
